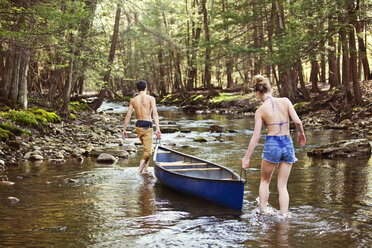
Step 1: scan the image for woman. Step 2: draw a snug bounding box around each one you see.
[241,75,306,217]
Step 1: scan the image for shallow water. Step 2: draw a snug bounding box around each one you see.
[1,102,371,247]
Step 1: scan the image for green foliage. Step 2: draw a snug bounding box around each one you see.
[68,101,90,112]
[0,108,61,128]
[209,93,247,104]
[70,113,77,119]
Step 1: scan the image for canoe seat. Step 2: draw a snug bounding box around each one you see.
[157,151,171,154]
[158,161,208,166]
[168,168,220,172]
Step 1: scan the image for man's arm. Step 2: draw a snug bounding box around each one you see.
[122,101,134,140]
[151,97,161,138]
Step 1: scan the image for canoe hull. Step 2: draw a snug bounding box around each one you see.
[154,146,245,210]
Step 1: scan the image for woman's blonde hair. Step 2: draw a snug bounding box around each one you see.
[253,75,271,93]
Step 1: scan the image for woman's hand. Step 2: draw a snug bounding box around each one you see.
[297,131,306,146]
[122,130,127,140]
[241,156,250,169]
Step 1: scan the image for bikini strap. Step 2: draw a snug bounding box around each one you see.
[264,96,275,111]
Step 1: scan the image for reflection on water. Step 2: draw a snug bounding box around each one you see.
[0,104,371,247]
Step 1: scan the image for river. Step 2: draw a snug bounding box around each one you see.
[0,101,371,247]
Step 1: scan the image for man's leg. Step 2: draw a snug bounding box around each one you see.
[277,162,292,217]
[137,128,153,173]
[259,159,276,213]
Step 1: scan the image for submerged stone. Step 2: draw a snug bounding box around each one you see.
[307,138,371,158]
[97,153,117,164]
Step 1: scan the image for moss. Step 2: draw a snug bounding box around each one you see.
[1,110,39,127]
[293,102,309,112]
[0,108,61,128]
[0,123,31,136]
[70,113,77,119]
[209,93,248,104]
[161,94,183,104]
[189,94,205,103]
[29,108,61,124]
[68,101,90,112]
[0,127,14,141]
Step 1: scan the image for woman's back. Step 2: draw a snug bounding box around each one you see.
[260,97,290,136]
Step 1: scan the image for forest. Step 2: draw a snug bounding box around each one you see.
[0,0,371,115]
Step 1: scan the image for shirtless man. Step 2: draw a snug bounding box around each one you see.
[122,81,161,173]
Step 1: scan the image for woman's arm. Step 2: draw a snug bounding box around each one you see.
[287,98,306,146]
[242,109,263,169]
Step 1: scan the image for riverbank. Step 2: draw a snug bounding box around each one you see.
[160,80,372,138]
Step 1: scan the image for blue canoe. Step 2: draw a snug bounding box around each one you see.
[153,145,246,210]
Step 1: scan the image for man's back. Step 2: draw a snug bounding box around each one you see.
[131,93,154,121]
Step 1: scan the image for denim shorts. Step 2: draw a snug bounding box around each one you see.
[262,135,297,164]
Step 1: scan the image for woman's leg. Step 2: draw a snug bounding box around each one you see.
[277,162,292,216]
[259,160,276,212]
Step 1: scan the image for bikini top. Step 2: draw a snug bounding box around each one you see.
[263,96,288,135]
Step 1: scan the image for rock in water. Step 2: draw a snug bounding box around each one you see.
[8,197,20,203]
[307,138,371,158]
[97,153,117,164]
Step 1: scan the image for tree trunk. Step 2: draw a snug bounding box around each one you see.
[338,14,353,103]
[297,61,311,101]
[349,27,362,105]
[201,0,215,94]
[328,16,340,88]
[17,50,29,109]
[348,1,362,105]
[92,4,121,110]
[8,51,21,102]
[355,21,371,80]
[60,51,74,114]
[310,60,320,92]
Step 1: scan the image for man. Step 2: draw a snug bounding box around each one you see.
[122,81,161,173]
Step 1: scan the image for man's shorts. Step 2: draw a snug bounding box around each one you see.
[262,135,297,164]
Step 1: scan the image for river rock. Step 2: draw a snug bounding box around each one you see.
[307,138,371,158]
[49,159,66,164]
[105,149,129,159]
[8,196,20,203]
[7,141,21,149]
[0,181,15,186]
[30,154,44,161]
[122,144,137,153]
[194,136,217,142]
[90,148,105,157]
[161,127,179,133]
[126,132,137,138]
[97,153,117,164]
[210,125,224,132]
[0,159,4,166]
